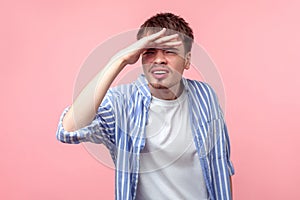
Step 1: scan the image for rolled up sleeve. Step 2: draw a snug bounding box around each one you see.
[56,96,116,145]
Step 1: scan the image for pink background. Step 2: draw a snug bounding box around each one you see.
[1,0,300,199]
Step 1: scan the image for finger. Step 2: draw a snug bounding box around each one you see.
[142,40,182,50]
[154,34,179,44]
[145,28,167,40]
[158,41,182,47]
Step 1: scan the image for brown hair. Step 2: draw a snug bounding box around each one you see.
[137,13,194,53]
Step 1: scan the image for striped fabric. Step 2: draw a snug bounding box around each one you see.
[57,74,235,200]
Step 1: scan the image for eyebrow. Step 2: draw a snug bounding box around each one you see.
[145,48,156,51]
[145,47,179,52]
[162,47,179,52]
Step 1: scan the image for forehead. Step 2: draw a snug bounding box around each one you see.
[139,26,182,37]
[138,28,188,54]
[145,46,184,53]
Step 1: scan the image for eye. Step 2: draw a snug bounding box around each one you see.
[164,48,178,55]
[143,49,155,55]
[166,50,176,54]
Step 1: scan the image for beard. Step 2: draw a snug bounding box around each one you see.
[149,82,169,89]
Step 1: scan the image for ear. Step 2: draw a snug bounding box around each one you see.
[184,52,191,70]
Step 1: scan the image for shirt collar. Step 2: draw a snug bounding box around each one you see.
[135,74,151,99]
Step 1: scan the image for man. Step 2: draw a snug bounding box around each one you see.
[57,13,235,200]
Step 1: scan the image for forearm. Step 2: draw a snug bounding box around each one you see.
[61,29,179,132]
[62,57,127,132]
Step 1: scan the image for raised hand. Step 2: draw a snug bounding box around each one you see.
[62,28,182,132]
[117,28,182,65]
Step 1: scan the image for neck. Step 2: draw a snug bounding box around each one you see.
[149,81,184,100]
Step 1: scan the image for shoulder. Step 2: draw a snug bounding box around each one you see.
[107,75,150,101]
[185,79,218,101]
[104,82,138,104]
[109,82,137,95]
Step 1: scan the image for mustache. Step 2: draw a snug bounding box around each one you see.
[148,64,171,72]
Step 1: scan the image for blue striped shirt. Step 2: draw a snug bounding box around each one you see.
[56,74,235,200]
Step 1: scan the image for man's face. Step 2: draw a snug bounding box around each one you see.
[141,36,190,91]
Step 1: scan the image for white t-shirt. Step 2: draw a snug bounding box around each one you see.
[136,90,209,200]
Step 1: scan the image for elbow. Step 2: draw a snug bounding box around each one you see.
[62,114,77,132]
[56,126,79,144]
[56,107,79,143]
[56,128,68,143]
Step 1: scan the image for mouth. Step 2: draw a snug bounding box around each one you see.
[153,70,168,75]
[150,68,169,79]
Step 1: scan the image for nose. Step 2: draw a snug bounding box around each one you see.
[153,50,167,64]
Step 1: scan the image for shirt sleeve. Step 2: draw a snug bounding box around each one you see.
[209,87,235,200]
[206,83,235,176]
[222,116,235,176]
[56,96,116,146]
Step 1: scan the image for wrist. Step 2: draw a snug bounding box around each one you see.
[108,55,128,70]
